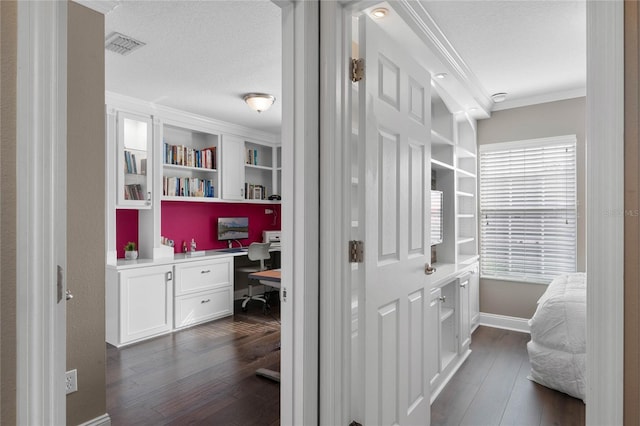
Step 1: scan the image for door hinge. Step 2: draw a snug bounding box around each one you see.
[349,240,364,263]
[351,58,364,83]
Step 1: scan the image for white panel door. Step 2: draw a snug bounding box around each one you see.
[359,15,432,426]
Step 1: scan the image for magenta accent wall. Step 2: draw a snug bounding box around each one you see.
[116,209,139,258]
[115,202,282,258]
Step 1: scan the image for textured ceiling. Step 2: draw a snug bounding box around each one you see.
[421,0,586,109]
[105,0,282,135]
[105,1,585,132]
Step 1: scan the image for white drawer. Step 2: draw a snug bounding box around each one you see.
[174,258,232,296]
[174,287,233,328]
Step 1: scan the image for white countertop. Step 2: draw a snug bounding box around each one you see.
[107,248,251,270]
[430,256,479,288]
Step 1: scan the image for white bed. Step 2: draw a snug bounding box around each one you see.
[527,272,586,402]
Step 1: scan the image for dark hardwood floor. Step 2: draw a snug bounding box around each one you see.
[107,299,281,426]
[431,326,585,426]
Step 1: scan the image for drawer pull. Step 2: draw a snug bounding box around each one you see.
[460,280,468,288]
[201,270,211,274]
[201,299,211,304]
[438,296,446,303]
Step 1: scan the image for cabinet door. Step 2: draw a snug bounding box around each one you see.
[427,287,442,387]
[221,134,246,200]
[469,263,480,328]
[459,273,471,352]
[117,111,153,208]
[120,265,173,344]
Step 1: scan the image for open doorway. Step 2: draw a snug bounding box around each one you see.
[103,1,286,423]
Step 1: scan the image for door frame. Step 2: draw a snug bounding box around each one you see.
[16,1,68,425]
[16,0,319,424]
[319,1,624,425]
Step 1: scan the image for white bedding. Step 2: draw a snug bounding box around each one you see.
[527,272,586,402]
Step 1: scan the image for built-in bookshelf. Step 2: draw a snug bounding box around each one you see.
[162,124,220,201]
[455,117,478,264]
[117,111,153,208]
[244,140,276,200]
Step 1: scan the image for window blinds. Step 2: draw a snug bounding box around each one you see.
[479,136,577,284]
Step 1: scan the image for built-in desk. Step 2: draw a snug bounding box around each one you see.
[106,248,280,347]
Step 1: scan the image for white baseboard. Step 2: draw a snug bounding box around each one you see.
[479,312,530,334]
[78,413,111,426]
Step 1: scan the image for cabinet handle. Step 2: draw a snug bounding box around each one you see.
[201,270,211,274]
[438,296,446,303]
[460,280,468,288]
[167,271,172,281]
[201,299,211,304]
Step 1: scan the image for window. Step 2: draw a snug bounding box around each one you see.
[479,135,577,284]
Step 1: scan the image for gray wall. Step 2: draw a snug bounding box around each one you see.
[1,1,18,424]
[477,97,586,319]
[66,2,106,424]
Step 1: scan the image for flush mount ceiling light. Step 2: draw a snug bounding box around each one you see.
[371,7,389,18]
[243,93,276,113]
[434,73,448,80]
[491,92,508,103]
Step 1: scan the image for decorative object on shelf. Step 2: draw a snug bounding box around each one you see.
[243,93,275,113]
[124,242,138,260]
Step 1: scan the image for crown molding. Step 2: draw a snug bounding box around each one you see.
[393,0,493,115]
[105,91,280,144]
[492,87,586,112]
[72,0,120,15]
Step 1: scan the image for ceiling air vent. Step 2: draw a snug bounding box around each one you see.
[105,32,146,56]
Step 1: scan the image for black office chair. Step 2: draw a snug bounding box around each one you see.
[238,242,272,311]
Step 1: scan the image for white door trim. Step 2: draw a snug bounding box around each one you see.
[278,1,320,424]
[319,1,624,425]
[585,1,624,424]
[16,1,68,424]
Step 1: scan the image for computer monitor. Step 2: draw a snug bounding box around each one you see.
[217,217,249,241]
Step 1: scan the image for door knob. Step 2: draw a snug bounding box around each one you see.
[66,289,74,301]
[424,263,436,275]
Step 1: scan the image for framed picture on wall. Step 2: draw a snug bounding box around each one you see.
[253,186,263,200]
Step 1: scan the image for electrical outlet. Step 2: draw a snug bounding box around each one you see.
[265,208,273,214]
[65,369,77,394]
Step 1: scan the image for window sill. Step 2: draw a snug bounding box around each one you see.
[480,275,551,286]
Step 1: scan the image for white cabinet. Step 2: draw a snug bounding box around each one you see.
[428,287,442,387]
[173,257,234,328]
[116,111,153,209]
[221,134,246,200]
[106,264,173,347]
[469,263,480,330]
[458,273,471,352]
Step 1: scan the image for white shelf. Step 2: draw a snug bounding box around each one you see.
[162,196,220,203]
[456,168,476,178]
[458,214,475,219]
[440,307,454,322]
[431,129,454,146]
[164,163,217,173]
[431,158,455,171]
[457,237,475,245]
[457,191,475,198]
[245,163,272,171]
[456,146,476,158]
[457,254,479,264]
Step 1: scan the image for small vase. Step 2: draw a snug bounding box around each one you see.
[124,250,138,260]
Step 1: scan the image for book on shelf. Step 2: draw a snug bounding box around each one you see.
[244,182,266,200]
[246,148,258,166]
[163,176,215,198]
[124,184,144,200]
[163,142,217,170]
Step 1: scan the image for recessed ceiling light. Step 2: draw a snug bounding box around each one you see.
[491,92,508,103]
[434,73,447,80]
[371,8,389,19]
